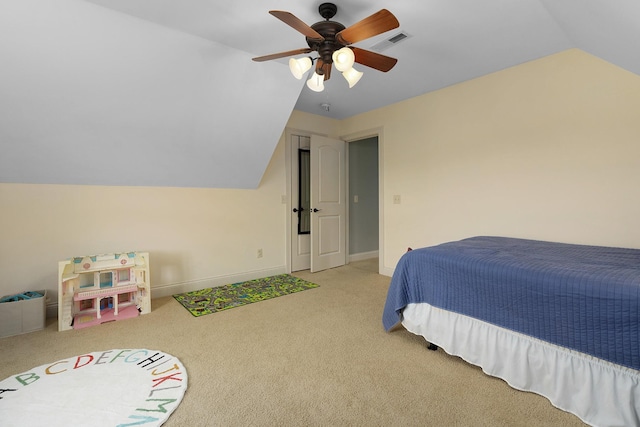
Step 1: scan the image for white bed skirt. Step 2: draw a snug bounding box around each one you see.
[401,303,640,427]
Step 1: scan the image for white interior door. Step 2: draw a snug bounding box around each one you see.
[310,135,346,272]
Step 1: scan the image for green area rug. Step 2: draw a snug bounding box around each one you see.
[173,274,319,317]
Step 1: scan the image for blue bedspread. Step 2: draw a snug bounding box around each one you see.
[383,236,640,370]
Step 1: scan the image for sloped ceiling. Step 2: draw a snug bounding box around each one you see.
[1,0,639,189]
[0,0,303,188]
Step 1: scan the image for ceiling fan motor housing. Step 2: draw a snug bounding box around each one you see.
[307,20,346,68]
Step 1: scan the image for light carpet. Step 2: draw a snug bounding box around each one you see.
[0,259,586,426]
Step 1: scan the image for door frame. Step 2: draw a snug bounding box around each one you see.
[285,126,385,275]
[342,127,385,275]
[285,128,326,273]
[289,134,311,272]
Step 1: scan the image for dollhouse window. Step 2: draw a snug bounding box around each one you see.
[79,274,94,288]
[118,269,130,283]
[99,272,113,288]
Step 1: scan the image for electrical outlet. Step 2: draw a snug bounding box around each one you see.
[257,249,263,258]
[393,195,401,204]
[354,195,359,203]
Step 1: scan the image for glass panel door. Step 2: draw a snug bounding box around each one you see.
[298,149,311,234]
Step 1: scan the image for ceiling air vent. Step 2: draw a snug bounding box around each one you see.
[370,31,411,52]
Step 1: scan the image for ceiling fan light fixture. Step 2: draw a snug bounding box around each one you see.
[306,72,325,92]
[289,57,312,79]
[342,67,363,88]
[332,47,355,72]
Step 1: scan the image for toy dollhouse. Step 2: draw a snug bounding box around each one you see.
[57,252,151,331]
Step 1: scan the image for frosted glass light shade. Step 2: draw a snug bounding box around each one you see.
[332,47,355,72]
[306,72,325,92]
[289,57,312,79]
[342,67,363,88]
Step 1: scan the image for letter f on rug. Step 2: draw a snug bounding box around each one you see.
[172,274,319,317]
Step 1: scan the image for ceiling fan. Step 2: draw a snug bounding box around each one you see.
[252,2,400,92]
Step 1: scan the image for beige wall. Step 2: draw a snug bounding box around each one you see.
[1,48,638,311]
[285,110,342,138]
[0,139,288,306]
[340,48,640,272]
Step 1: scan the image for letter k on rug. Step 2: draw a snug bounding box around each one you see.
[0,349,187,427]
[172,274,319,317]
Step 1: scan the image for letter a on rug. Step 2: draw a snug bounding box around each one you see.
[172,274,319,317]
[0,349,187,427]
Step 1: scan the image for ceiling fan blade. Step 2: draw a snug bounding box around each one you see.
[252,48,313,62]
[336,9,399,45]
[269,11,324,41]
[352,47,398,72]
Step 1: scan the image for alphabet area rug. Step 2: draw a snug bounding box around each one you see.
[173,274,319,317]
[0,349,187,427]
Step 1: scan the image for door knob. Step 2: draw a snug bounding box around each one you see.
[312,208,320,212]
[293,207,304,213]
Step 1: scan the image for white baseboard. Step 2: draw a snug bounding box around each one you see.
[379,266,394,277]
[347,251,395,277]
[348,250,379,262]
[45,266,288,318]
[151,266,288,299]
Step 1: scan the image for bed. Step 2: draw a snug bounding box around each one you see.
[382,236,640,427]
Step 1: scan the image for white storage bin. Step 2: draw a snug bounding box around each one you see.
[0,290,47,338]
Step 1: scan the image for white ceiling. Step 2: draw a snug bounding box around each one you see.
[2,0,639,189]
[83,0,640,120]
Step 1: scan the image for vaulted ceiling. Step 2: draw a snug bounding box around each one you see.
[1,0,638,188]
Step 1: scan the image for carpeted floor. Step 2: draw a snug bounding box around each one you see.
[173,274,318,317]
[0,259,586,426]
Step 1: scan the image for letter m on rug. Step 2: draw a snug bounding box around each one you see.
[136,398,178,413]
